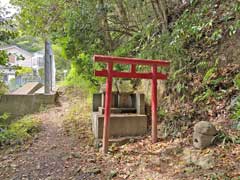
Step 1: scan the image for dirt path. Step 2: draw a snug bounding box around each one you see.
[0,99,106,180]
[0,95,179,180]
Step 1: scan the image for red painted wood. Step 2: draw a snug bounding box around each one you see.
[151,65,158,143]
[102,62,113,153]
[95,70,168,80]
[94,55,170,66]
[93,54,170,153]
[131,64,136,73]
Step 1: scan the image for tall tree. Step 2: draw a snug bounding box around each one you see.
[11,0,65,37]
[11,0,67,57]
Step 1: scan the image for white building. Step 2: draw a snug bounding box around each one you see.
[0,45,44,69]
[0,46,44,85]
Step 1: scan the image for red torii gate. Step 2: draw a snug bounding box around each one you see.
[94,55,170,153]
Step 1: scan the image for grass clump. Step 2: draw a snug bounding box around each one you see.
[0,80,8,95]
[231,73,240,129]
[0,115,41,147]
[63,90,94,145]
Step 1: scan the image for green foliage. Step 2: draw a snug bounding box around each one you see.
[196,61,209,73]
[38,68,44,79]
[11,0,240,95]
[0,5,17,65]
[68,53,98,86]
[158,108,167,119]
[193,88,214,103]
[234,73,240,90]
[173,9,206,43]
[52,44,70,81]
[0,50,8,65]
[0,80,8,95]
[7,35,43,52]
[228,20,240,36]
[176,82,187,94]
[231,97,240,122]
[64,0,104,56]
[0,115,41,146]
[203,67,217,84]
[63,92,93,143]
[0,6,17,42]
[210,29,222,41]
[113,39,137,57]
[171,0,240,48]
[0,62,8,94]
[215,130,240,145]
[193,60,225,103]
[16,67,32,76]
[0,113,10,128]
[62,54,102,93]
[11,0,66,37]
[229,74,240,125]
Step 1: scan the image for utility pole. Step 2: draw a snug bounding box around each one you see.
[44,40,52,94]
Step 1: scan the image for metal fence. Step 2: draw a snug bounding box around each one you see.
[8,75,43,92]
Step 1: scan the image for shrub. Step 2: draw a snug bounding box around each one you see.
[0,81,8,95]
[0,115,41,146]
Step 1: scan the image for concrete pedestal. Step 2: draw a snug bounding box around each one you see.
[92,113,148,139]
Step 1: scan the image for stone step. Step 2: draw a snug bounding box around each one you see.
[94,136,144,148]
[98,107,136,114]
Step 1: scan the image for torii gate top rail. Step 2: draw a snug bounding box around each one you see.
[94,55,169,80]
[94,55,170,153]
[94,55,170,66]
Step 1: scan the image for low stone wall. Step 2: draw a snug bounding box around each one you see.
[0,94,57,118]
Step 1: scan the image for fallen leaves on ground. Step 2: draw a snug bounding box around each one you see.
[0,87,239,180]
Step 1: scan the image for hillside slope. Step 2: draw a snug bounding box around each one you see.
[116,0,240,134]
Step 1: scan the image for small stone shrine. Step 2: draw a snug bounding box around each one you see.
[92,92,148,139]
[193,121,218,149]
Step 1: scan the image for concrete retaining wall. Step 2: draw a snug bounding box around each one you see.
[0,94,57,117]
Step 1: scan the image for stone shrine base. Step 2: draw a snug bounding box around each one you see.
[92,112,148,139]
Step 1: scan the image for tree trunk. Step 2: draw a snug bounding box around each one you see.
[151,0,161,24]
[98,0,113,51]
[151,0,168,32]
[114,0,129,28]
